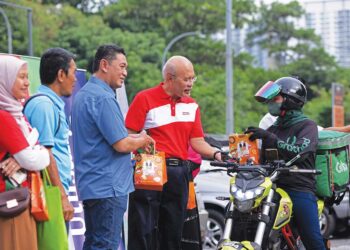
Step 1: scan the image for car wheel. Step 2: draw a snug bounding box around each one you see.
[203,209,225,249]
[319,207,335,238]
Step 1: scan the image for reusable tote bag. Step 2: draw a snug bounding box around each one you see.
[134,146,167,191]
[37,169,68,250]
[30,171,49,221]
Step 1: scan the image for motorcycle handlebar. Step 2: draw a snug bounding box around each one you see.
[277,168,322,175]
[209,161,322,175]
[210,161,236,167]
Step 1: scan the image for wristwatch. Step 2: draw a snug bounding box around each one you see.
[213,150,221,160]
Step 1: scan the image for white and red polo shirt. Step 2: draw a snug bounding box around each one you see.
[125,83,204,160]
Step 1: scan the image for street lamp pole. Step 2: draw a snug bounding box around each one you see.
[161,31,200,67]
[0,7,12,54]
[226,0,234,134]
[0,1,33,56]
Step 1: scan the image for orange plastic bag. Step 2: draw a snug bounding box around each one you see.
[30,171,49,221]
[229,134,260,164]
[187,181,196,209]
[134,151,167,191]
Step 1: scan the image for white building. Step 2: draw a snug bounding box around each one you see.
[300,0,350,67]
[239,0,350,68]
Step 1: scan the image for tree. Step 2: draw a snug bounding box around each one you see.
[40,0,117,12]
[2,0,347,133]
[281,47,338,96]
[247,0,321,67]
[102,0,256,39]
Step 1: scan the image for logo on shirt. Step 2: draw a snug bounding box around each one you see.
[277,136,310,153]
[182,112,190,115]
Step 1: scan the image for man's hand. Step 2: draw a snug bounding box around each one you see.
[245,127,277,142]
[139,131,155,153]
[0,157,21,177]
[61,195,74,221]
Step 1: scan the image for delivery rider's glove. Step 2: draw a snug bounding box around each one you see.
[244,127,278,146]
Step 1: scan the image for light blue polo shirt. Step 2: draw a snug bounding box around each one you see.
[71,76,134,201]
[24,85,71,193]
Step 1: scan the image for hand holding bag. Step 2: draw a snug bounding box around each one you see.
[0,187,30,217]
[37,169,68,250]
[134,145,168,191]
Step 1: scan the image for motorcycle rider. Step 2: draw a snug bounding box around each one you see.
[245,77,326,250]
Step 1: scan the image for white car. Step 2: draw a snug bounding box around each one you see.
[195,168,230,249]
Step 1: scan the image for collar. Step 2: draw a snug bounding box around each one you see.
[273,110,308,128]
[38,85,65,110]
[158,82,184,102]
[90,76,116,96]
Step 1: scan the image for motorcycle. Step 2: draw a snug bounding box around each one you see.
[209,153,329,250]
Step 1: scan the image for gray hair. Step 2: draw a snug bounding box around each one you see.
[162,56,191,80]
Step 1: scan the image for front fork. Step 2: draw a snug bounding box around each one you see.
[220,189,275,246]
[254,188,275,245]
[221,201,234,241]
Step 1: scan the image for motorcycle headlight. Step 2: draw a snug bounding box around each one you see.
[254,187,264,196]
[234,199,255,213]
[230,184,238,194]
[230,186,266,212]
[231,186,265,201]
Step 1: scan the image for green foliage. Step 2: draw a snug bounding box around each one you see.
[40,0,117,12]
[191,64,226,133]
[102,0,223,37]
[281,47,338,94]
[1,0,349,134]
[247,0,320,66]
[102,0,255,39]
[303,87,332,127]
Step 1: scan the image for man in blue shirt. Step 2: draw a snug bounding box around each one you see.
[71,44,153,250]
[24,48,76,225]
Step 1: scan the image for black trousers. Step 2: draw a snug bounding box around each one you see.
[128,164,190,250]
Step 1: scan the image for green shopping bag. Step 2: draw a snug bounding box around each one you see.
[37,169,68,250]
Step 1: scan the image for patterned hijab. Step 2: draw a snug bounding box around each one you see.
[0,55,30,136]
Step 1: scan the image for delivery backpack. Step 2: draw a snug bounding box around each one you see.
[315,130,350,202]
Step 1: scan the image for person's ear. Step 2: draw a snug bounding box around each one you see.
[57,69,66,83]
[167,72,175,82]
[100,59,109,73]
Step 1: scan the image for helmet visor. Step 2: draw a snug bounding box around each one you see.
[254,81,281,103]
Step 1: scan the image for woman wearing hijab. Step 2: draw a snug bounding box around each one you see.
[0,55,50,250]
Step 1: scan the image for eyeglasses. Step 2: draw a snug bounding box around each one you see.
[171,74,197,83]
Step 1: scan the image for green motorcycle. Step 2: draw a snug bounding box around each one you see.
[210,155,328,250]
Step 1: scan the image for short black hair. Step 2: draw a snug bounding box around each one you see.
[40,48,75,85]
[92,44,125,73]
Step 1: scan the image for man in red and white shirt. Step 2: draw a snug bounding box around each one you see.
[126,56,222,250]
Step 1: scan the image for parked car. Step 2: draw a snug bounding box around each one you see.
[196,160,350,249]
[196,189,209,244]
[195,169,229,249]
[320,186,350,238]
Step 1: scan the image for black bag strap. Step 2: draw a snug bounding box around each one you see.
[23,94,61,136]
